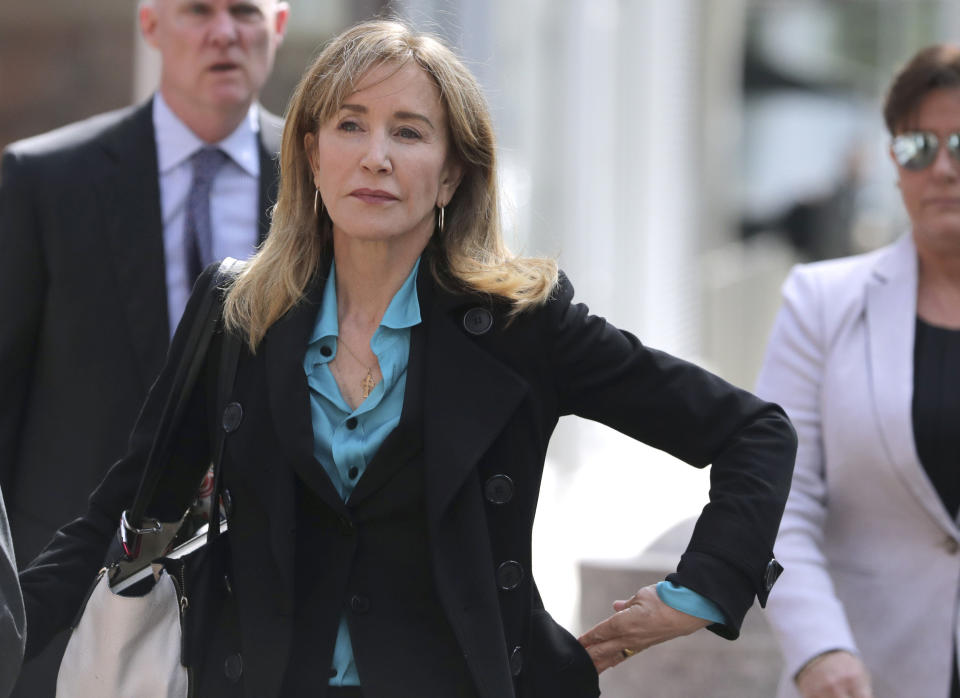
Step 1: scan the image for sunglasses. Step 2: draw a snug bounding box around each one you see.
[892,131,960,171]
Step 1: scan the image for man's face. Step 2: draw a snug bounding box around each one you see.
[140,0,289,115]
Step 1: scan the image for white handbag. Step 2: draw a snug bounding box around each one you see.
[56,569,188,698]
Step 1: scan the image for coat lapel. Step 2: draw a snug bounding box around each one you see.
[263,271,345,513]
[95,100,170,392]
[865,234,957,533]
[256,271,342,636]
[419,278,529,525]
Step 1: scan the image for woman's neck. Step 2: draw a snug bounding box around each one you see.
[332,235,426,330]
[917,247,960,328]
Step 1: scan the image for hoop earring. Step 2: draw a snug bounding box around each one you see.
[314,188,324,217]
[437,205,445,234]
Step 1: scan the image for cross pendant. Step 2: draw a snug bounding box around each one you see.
[360,371,376,401]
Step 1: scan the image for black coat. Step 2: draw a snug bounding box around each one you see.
[20,259,797,698]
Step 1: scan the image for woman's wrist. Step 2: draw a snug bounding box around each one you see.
[794,649,848,682]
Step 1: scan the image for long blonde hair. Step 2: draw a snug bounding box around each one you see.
[223,19,557,350]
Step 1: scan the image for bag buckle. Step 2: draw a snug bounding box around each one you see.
[120,510,162,559]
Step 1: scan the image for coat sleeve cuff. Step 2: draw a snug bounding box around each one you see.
[666,548,783,640]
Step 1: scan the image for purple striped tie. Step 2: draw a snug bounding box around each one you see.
[184,147,228,285]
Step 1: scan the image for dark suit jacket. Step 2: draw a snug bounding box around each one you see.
[0,99,281,567]
[19,256,797,698]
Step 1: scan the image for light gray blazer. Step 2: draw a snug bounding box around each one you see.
[0,488,25,697]
[756,234,960,698]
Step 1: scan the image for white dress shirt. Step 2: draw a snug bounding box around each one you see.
[152,94,261,336]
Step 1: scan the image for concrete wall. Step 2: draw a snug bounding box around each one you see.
[580,519,784,698]
[1,7,135,150]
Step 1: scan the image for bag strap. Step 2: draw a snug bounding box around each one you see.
[205,300,243,546]
[119,258,242,559]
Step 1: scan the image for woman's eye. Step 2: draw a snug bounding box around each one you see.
[396,127,422,140]
[338,121,361,133]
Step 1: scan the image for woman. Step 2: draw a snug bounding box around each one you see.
[20,20,795,697]
[758,45,960,698]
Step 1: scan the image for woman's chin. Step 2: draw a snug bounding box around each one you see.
[332,222,433,248]
[913,219,960,253]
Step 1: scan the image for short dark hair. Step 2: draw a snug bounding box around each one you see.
[884,44,960,134]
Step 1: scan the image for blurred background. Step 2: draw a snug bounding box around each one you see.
[3,0,958,689]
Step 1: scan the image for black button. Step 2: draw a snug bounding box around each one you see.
[223,574,233,596]
[349,594,370,614]
[338,515,355,536]
[484,474,515,505]
[763,558,784,591]
[348,466,359,480]
[329,667,338,678]
[496,560,524,591]
[222,402,243,432]
[320,345,333,357]
[220,488,234,518]
[509,646,523,676]
[224,653,243,681]
[346,417,358,430]
[463,307,493,335]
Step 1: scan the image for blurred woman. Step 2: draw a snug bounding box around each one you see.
[20,20,796,697]
[759,44,960,698]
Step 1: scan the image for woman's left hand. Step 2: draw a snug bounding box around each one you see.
[577,584,711,673]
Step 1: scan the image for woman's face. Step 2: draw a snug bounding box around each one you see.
[892,87,960,256]
[306,61,462,250]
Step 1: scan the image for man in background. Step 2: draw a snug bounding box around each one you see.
[0,1,289,694]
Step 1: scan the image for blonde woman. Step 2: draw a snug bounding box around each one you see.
[20,20,795,697]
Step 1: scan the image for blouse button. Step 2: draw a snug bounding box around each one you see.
[320,345,332,357]
[346,417,358,430]
[348,466,359,480]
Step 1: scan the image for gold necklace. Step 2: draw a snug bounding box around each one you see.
[337,336,377,400]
